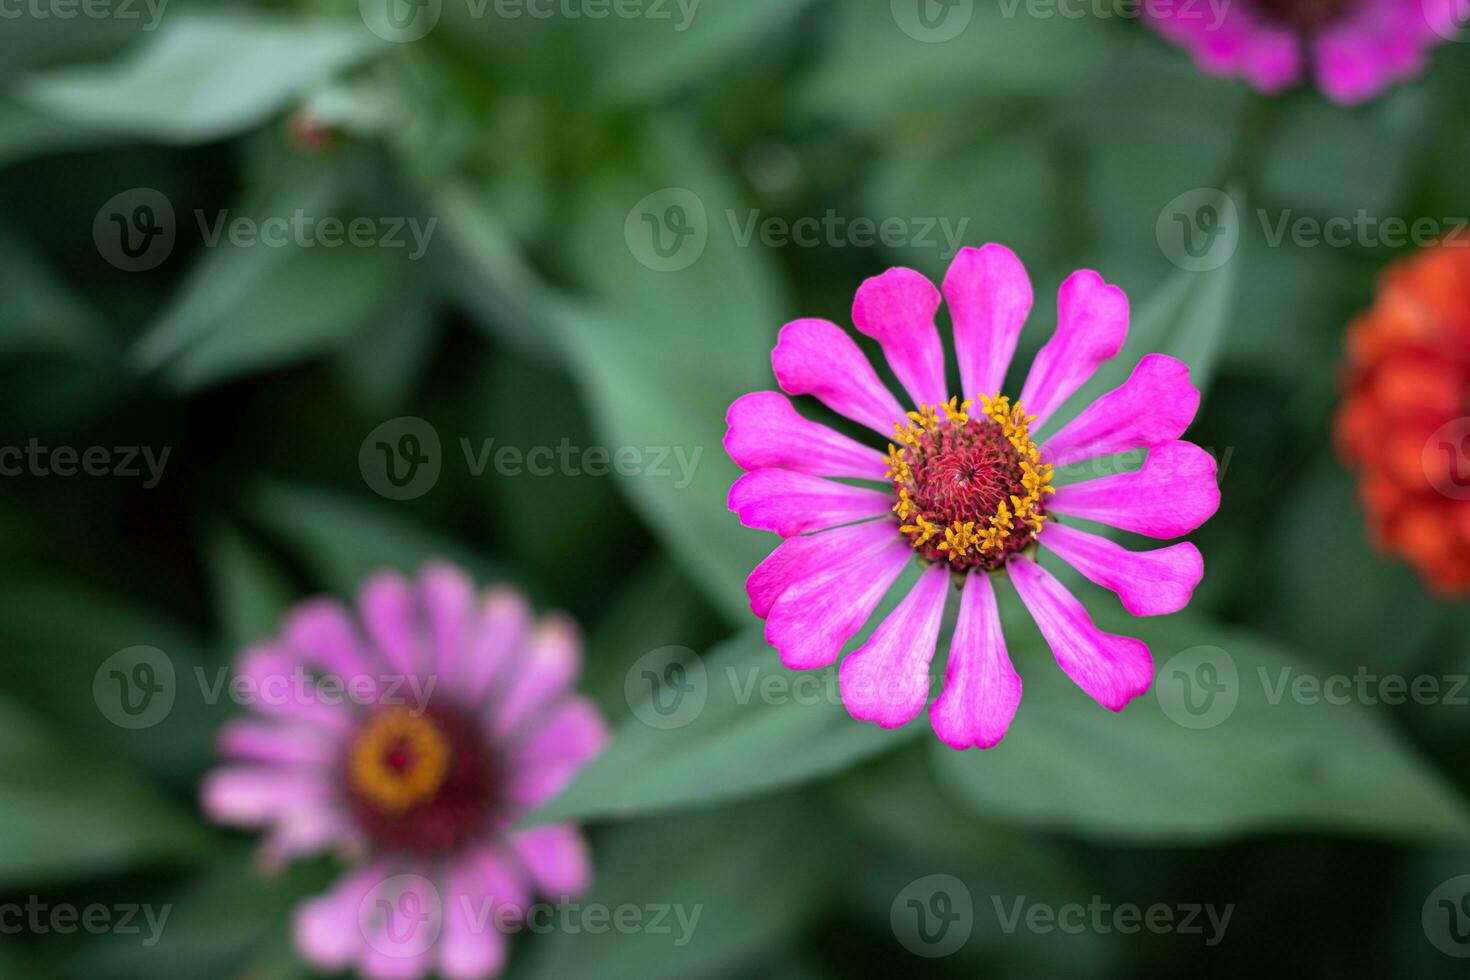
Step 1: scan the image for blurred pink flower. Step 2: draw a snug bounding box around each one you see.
[201,562,607,979]
[1142,0,1463,104]
[726,245,1219,749]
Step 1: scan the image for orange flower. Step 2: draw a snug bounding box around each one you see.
[1335,235,1470,594]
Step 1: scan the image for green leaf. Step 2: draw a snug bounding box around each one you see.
[1264,461,1445,675]
[799,0,1113,130]
[931,599,1470,843]
[244,479,501,596]
[0,225,110,359]
[439,115,785,622]
[20,14,382,143]
[128,154,392,389]
[61,851,334,980]
[206,524,298,652]
[0,582,217,788]
[529,584,926,827]
[520,794,836,980]
[1084,221,1238,416]
[0,694,205,887]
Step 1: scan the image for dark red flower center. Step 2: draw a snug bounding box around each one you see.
[345,704,497,855]
[889,396,1054,573]
[1251,0,1358,30]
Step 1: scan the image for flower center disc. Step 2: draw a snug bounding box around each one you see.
[1251,0,1357,29]
[346,705,496,855]
[889,396,1054,573]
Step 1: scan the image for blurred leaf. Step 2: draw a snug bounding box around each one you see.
[164,245,395,390]
[932,599,1470,843]
[206,524,297,651]
[1257,87,1433,222]
[331,295,440,412]
[0,99,119,169]
[519,794,835,980]
[1266,461,1444,675]
[0,694,205,887]
[583,558,722,719]
[799,0,1113,130]
[863,106,1063,281]
[0,581,217,789]
[529,590,926,827]
[20,14,382,144]
[440,114,783,622]
[547,0,814,108]
[245,480,501,595]
[0,225,110,359]
[1046,234,1239,437]
[63,851,333,980]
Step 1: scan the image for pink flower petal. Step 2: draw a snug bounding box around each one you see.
[1142,0,1304,92]
[200,765,331,826]
[358,572,427,680]
[1048,440,1221,539]
[929,572,1021,750]
[261,805,352,868]
[944,244,1034,399]
[1041,354,1201,469]
[728,469,893,537]
[765,529,913,670]
[1019,269,1129,430]
[358,869,439,980]
[503,696,609,808]
[1040,523,1204,617]
[233,644,354,733]
[466,588,532,704]
[771,318,906,436]
[838,562,949,728]
[488,616,581,740]
[216,718,338,767]
[1313,0,1438,105]
[420,562,476,693]
[724,391,888,479]
[1007,555,1153,712]
[512,823,594,898]
[294,861,392,973]
[851,267,948,408]
[746,519,904,618]
[282,597,378,682]
[439,859,510,980]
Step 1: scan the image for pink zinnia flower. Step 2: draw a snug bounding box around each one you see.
[201,562,608,979]
[725,245,1220,750]
[1142,0,1463,104]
